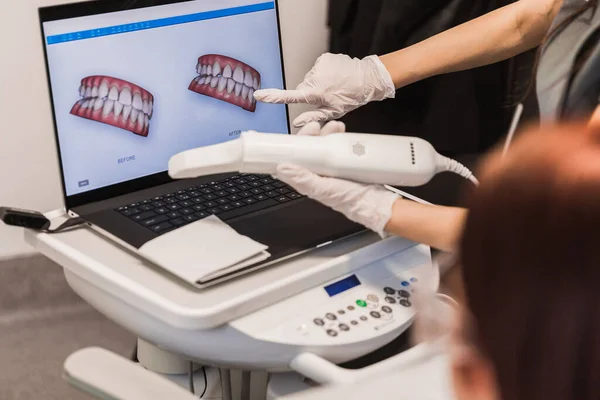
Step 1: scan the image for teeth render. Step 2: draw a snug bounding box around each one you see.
[233,66,244,83]
[108,86,119,101]
[119,88,132,106]
[223,64,232,79]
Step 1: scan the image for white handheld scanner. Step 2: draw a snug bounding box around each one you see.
[168,131,478,187]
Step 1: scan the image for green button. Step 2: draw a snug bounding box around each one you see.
[356,300,367,308]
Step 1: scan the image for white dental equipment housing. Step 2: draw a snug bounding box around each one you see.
[25,205,441,399]
[169,131,478,186]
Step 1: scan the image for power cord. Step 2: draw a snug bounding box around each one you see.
[189,362,208,398]
[437,156,480,186]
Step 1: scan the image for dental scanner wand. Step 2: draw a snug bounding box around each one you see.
[168,131,479,187]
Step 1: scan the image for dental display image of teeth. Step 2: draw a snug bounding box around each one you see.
[189,55,261,113]
[70,76,154,137]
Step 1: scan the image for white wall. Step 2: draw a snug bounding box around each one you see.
[0,0,329,259]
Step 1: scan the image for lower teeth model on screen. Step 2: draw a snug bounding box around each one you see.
[70,76,155,137]
[188,54,261,113]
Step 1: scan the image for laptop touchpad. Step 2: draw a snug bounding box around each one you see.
[229,200,363,257]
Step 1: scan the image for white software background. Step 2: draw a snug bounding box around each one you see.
[45,7,288,195]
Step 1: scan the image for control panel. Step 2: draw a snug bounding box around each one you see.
[256,244,433,346]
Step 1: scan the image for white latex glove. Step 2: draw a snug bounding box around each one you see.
[275,120,400,237]
[254,53,396,128]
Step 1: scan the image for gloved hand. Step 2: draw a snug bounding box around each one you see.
[254,53,396,128]
[275,120,400,237]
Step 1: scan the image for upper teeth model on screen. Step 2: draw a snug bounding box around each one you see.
[188,54,261,113]
[70,76,155,137]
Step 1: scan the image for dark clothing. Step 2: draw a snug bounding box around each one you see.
[327,0,531,156]
[327,0,538,206]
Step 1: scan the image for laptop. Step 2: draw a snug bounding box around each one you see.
[38,0,363,288]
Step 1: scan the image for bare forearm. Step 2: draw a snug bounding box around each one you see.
[385,199,468,253]
[380,0,560,88]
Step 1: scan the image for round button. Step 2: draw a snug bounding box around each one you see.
[338,310,346,315]
[385,296,397,304]
[401,281,410,287]
[398,290,411,298]
[367,294,379,302]
[314,318,325,326]
[384,287,395,295]
[351,321,358,326]
[326,313,337,321]
[339,324,350,332]
[360,316,368,321]
[327,330,338,337]
[400,299,412,308]
[382,306,393,314]
[370,311,381,319]
[356,300,367,308]
[347,306,355,311]
[367,302,378,310]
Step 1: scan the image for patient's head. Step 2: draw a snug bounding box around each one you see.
[454,123,600,400]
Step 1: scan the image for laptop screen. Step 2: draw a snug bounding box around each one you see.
[40,0,289,201]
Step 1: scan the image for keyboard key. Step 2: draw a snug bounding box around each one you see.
[181,208,195,215]
[244,197,257,205]
[249,182,262,188]
[254,194,268,201]
[251,188,264,195]
[167,211,182,219]
[155,207,169,214]
[217,198,230,205]
[183,215,199,222]
[276,187,291,194]
[164,193,175,198]
[192,197,205,204]
[201,188,213,194]
[141,199,152,205]
[212,184,225,190]
[263,185,275,191]
[193,204,206,212]
[195,211,211,219]
[261,178,275,184]
[273,181,287,188]
[142,215,169,227]
[227,188,239,194]
[228,195,241,201]
[232,201,245,208]
[245,175,258,181]
[128,203,139,208]
[215,191,228,197]
[132,211,157,221]
[165,198,178,204]
[121,207,141,217]
[189,191,202,198]
[234,179,248,184]
[170,218,186,226]
[203,194,217,201]
[266,191,280,198]
[152,201,166,208]
[209,208,222,214]
[239,191,252,198]
[218,198,279,221]
[287,192,302,200]
[140,205,154,212]
[176,194,191,201]
[239,184,252,190]
[179,200,194,207]
[153,196,164,201]
[223,182,236,188]
[219,204,234,211]
[167,204,181,211]
[205,201,218,208]
[276,196,291,203]
[149,222,174,234]
[117,206,128,211]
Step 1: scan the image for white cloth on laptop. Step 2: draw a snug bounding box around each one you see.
[139,215,270,284]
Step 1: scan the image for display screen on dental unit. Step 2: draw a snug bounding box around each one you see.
[324,275,362,297]
[41,0,289,197]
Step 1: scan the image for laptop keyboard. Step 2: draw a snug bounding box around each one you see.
[116,174,304,235]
